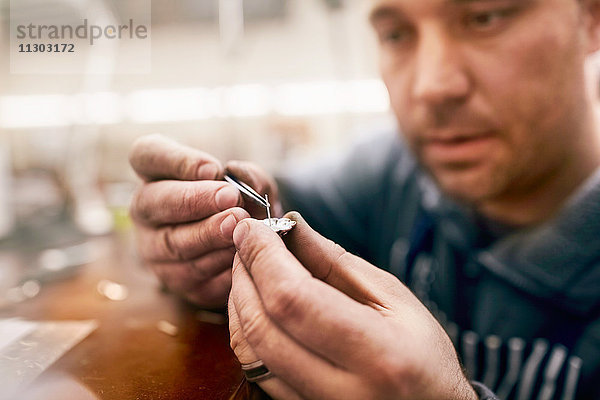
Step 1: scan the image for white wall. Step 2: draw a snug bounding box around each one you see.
[1,0,393,184]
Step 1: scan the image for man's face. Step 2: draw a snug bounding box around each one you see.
[370,0,595,205]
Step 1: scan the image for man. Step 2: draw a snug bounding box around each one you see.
[129,0,600,398]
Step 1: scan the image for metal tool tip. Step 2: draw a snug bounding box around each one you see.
[265,194,272,227]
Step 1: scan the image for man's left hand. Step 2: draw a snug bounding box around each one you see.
[228,213,477,400]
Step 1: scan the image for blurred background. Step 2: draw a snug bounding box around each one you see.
[0,0,394,304]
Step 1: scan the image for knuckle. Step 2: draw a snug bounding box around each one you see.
[129,134,162,167]
[134,231,150,260]
[175,154,217,181]
[319,241,350,280]
[239,308,268,351]
[229,320,252,358]
[130,186,151,222]
[179,184,200,216]
[263,279,305,322]
[174,154,195,179]
[194,219,217,249]
[134,226,166,263]
[150,263,184,291]
[129,135,151,162]
[229,206,250,219]
[161,226,184,261]
[181,218,227,260]
[229,325,244,353]
[330,242,349,264]
[128,184,143,215]
[243,238,278,272]
[229,336,255,365]
[188,251,230,281]
[188,259,210,281]
[148,263,167,283]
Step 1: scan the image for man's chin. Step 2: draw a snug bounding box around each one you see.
[430,168,500,205]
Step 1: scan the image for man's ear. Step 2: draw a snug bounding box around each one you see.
[582,0,600,54]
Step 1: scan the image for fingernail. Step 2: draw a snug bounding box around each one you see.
[220,215,237,239]
[284,211,303,222]
[198,163,219,179]
[233,221,249,249]
[216,186,240,210]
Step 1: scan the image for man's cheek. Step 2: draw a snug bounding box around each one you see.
[387,85,417,131]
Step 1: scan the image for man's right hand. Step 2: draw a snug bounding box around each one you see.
[128,134,280,308]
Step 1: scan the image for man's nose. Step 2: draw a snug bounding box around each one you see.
[411,29,471,106]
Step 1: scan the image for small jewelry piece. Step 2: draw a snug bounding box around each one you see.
[263,218,296,235]
[241,360,274,383]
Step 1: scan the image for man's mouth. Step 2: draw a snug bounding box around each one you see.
[421,131,498,165]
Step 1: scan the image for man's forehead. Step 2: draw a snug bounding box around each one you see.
[369,0,519,22]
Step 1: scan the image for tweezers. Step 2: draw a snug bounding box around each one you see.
[224,174,270,209]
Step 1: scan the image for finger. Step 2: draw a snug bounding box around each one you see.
[282,211,408,308]
[225,161,282,218]
[153,265,232,308]
[232,219,394,374]
[150,246,236,285]
[184,268,232,308]
[228,298,304,400]
[129,134,223,182]
[135,208,250,262]
[131,180,242,226]
[230,255,368,400]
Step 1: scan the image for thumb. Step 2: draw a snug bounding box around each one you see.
[282,212,401,307]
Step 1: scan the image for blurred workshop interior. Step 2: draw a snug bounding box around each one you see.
[0,0,393,293]
[2,2,600,398]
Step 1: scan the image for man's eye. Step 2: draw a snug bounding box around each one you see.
[378,27,412,45]
[464,9,514,32]
[384,31,405,42]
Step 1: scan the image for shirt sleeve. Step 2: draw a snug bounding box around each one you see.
[471,382,500,400]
